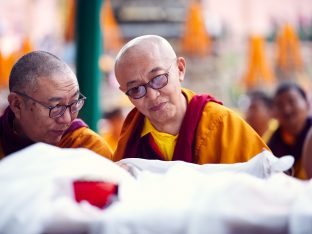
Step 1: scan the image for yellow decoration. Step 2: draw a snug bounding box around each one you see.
[0,38,33,88]
[100,0,124,55]
[64,0,75,43]
[243,36,275,89]
[180,1,211,57]
[276,24,303,74]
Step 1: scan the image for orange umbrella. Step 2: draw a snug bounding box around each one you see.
[0,50,6,88]
[180,0,211,57]
[0,51,16,88]
[275,24,303,74]
[64,0,76,43]
[243,36,275,89]
[100,0,124,54]
[19,37,33,55]
[0,38,33,89]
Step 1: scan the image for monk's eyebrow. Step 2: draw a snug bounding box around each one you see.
[149,66,164,74]
[48,90,79,102]
[126,80,139,87]
[126,66,166,87]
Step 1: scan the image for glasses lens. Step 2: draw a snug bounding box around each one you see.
[70,99,85,113]
[150,74,168,89]
[127,86,146,99]
[50,106,66,118]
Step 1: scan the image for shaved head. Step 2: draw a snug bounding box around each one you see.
[115,35,177,81]
[9,51,76,93]
[113,35,187,133]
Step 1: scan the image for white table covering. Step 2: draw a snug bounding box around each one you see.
[0,143,310,234]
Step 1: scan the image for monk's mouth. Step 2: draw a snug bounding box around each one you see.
[150,102,166,111]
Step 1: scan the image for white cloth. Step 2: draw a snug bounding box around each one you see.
[117,150,294,179]
[0,143,134,234]
[0,143,311,234]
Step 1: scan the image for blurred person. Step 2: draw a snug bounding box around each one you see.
[113,35,269,163]
[0,51,113,159]
[268,82,311,179]
[302,127,312,179]
[101,108,124,151]
[245,90,278,143]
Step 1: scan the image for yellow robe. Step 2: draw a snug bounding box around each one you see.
[0,127,113,160]
[58,127,113,160]
[114,88,270,163]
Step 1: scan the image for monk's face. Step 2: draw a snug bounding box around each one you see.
[13,74,80,145]
[115,41,186,127]
[245,98,272,135]
[273,88,309,135]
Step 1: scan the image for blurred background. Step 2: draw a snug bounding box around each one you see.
[0,0,312,148]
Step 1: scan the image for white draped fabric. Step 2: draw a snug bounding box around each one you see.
[0,143,311,234]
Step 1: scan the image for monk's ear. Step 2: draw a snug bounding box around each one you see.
[177,57,186,82]
[119,86,126,93]
[8,93,23,119]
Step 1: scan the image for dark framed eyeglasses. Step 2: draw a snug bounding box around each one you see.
[13,90,86,119]
[125,61,176,99]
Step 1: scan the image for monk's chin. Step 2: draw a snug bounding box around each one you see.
[152,112,175,125]
[43,136,63,146]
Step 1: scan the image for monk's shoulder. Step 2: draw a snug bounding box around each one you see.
[71,127,113,159]
[200,102,236,128]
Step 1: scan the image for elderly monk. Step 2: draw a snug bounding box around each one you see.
[113,35,269,164]
[0,51,112,159]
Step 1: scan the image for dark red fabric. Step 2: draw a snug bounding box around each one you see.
[0,106,88,157]
[122,94,222,162]
[0,107,34,155]
[123,115,165,160]
[172,94,222,162]
[73,181,118,209]
[63,118,88,135]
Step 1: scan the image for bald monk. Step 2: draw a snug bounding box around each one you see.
[0,51,112,159]
[113,35,269,163]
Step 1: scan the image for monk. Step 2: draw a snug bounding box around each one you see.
[268,82,311,179]
[0,51,112,159]
[113,35,269,164]
[244,90,277,143]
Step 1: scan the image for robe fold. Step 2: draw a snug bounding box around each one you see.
[113,88,269,164]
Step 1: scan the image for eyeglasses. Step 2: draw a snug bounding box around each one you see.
[13,90,86,119]
[125,61,176,99]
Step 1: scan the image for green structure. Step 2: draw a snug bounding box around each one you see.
[76,0,102,131]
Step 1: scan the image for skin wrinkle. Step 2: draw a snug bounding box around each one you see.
[49,84,79,103]
[32,77,79,105]
[115,35,186,135]
[115,36,177,89]
[113,35,270,166]
[125,65,170,90]
[1,51,113,160]
[9,51,81,145]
